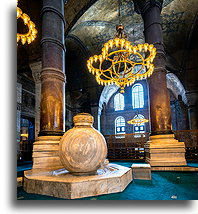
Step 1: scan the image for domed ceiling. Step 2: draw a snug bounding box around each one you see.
[17,0,198,108]
[66,0,198,65]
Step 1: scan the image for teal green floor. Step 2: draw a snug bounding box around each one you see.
[17,161,198,200]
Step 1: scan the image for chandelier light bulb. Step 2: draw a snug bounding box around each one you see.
[87,25,157,93]
[17,0,37,45]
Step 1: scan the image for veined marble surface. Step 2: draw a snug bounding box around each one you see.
[23,163,132,199]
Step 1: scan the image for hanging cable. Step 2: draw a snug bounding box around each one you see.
[118,0,121,25]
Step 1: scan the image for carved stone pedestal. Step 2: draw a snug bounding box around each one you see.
[23,164,132,199]
[32,136,64,171]
[145,134,186,166]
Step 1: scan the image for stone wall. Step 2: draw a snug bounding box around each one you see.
[100,80,150,135]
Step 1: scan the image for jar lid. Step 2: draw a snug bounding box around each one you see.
[73,113,94,126]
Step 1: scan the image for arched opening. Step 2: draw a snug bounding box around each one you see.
[115,116,125,135]
[114,93,125,111]
[133,114,146,133]
[132,83,144,109]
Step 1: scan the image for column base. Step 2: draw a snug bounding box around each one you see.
[145,134,187,166]
[32,136,64,171]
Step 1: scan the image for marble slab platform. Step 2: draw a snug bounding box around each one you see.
[23,164,132,199]
[151,166,198,171]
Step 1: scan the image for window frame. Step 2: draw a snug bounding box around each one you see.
[132,83,144,109]
[114,93,125,111]
[115,116,126,135]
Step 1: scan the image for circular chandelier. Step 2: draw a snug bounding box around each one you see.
[17,0,37,45]
[87,25,156,93]
[128,115,149,126]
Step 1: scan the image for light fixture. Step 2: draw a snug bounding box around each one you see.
[17,0,37,45]
[87,24,156,93]
[20,133,28,138]
[87,0,156,93]
[127,114,149,126]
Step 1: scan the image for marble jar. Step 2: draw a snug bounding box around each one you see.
[59,113,107,175]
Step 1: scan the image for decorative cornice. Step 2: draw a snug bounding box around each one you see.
[41,67,66,82]
[30,61,42,83]
[133,0,163,16]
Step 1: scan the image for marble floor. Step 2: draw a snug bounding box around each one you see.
[17,160,198,200]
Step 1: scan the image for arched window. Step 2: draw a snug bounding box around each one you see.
[115,116,125,134]
[114,93,124,111]
[133,114,146,133]
[132,83,144,109]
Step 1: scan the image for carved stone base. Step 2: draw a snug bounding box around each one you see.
[145,134,186,166]
[23,164,132,199]
[32,136,64,170]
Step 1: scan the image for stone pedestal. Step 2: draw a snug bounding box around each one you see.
[145,134,186,166]
[132,163,151,180]
[32,136,64,171]
[23,163,132,199]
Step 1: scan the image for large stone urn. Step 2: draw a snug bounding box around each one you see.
[59,113,108,175]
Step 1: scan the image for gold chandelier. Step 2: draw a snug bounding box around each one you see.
[87,25,156,93]
[17,0,37,45]
[127,116,149,126]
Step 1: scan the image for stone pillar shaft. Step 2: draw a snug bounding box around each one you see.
[30,61,42,139]
[31,0,65,170]
[133,0,186,166]
[140,3,172,135]
[40,0,66,136]
[186,91,198,129]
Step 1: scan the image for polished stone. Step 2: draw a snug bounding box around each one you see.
[145,134,187,166]
[132,163,151,180]
[59,113,108,175]
[17,177,23,187]
[23,163,132,199]
[32,136,64,170]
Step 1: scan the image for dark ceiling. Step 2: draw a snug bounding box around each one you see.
[17,0,198,106]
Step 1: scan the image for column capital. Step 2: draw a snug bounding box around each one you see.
[30,61,42,83]
[133,0,163,16]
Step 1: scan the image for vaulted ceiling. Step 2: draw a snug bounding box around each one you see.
[66,0,198,70]
[17,0,198,107]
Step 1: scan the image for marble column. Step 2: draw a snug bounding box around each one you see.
[17,82,22,160]
[91,105,100,130]
[133,0,186,166]
[32,0,66,170]
[30,61,41,140]
[186,91,197,130]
